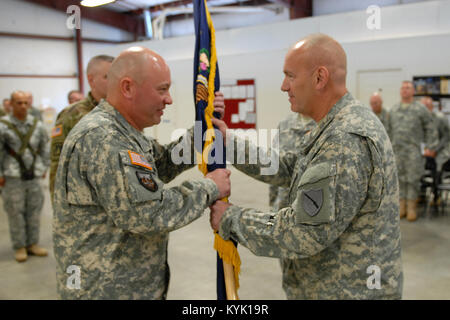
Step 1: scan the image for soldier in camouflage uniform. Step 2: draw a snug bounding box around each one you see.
[369,92,390,134]
[0,98,8,117]
[421,96,450,170]
[53,47,229,299]
[269,113,315,211]
[388,82,438,221]
[210,34,403,299]
[0,91,49,262]
[49,55,114,198]
[24,92,43,122]
[2,98,11,115]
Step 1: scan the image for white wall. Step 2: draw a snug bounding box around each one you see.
[0,0,133,114]
[100,0,450,143]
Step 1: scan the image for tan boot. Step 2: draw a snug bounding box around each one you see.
[399,199,407,219]
[15,248,27,262]
[26,244,48,257]
[406,199,418,222]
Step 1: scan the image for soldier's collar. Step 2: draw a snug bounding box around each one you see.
[87,92,99,107]
[10,113,33,126]
[300,92,353,155]
[98,101,152,153]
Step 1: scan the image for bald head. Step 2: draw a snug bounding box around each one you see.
[281,33,348,121]
[10,90,29,120]
[107,46,172,131]
[370,92,383,114]
[290,33,347,86]
[107,47,166,92]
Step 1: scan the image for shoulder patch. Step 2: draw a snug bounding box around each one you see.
[301,189,323,217]
[128,150,153,171]
[51,125,63,138]
[136,171,158,192]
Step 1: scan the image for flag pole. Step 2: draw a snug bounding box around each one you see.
[193,0,240,300]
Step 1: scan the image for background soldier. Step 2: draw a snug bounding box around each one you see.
[269,113,315,211]
[210,34,403,299]
[421,96,450,170]
[53,47,229,299]
[67,90,84,105]
[369,92,390,134]
[0,91,49,262]
[389,81,438,221]
[2,98,12,115]
[49,55,114,198]
[1,98,11,116]
[24,92,43,122]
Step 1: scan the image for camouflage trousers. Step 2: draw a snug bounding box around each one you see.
[393,145,424,200]
[2,178,44,250]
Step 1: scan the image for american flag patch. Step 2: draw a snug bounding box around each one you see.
[128,151,153,171]
[51,125,62,138]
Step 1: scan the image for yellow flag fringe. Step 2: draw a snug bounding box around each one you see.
[214,232,241,290]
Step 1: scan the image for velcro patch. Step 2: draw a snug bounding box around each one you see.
[51,125,62,138]
[128,150,153,171]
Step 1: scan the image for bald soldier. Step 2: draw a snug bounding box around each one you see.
[0,91,49,262]
[49,55,114,198]
[389,82,438,222]
[369,92,389,134]
[53,47,230,299]
[210,34,403,299]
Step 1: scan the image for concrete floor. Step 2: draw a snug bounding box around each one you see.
[0,167,449,300]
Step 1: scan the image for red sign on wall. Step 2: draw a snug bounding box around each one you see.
[222,79,256,129]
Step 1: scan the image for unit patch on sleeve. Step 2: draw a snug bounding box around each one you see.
[136,171,158,192]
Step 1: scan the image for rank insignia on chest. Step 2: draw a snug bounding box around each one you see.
[136,171,158,192]
[128,150,153,171]
[301,189,323,217]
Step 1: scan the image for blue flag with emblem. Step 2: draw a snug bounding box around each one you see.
[193,0,240,300]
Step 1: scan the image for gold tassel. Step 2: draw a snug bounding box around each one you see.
[214,232,241,289]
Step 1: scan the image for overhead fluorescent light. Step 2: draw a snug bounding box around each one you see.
[80,0,116,8]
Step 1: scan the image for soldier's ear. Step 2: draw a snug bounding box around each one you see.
[87,73,95,88]
[315,66,329,90]
[120,77,134,99]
